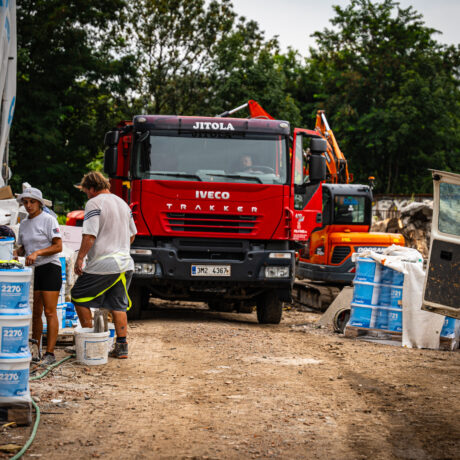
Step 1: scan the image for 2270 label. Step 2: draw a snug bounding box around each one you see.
[191,265,231,277]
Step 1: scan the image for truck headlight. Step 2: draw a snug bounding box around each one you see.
[265,266,290,278]
[269,252,292,259]
[134,263,156,274]
[131,249,152,255]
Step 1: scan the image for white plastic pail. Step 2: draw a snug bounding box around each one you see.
[0,237,14,261]
[75,327,110,366]
[0,314,31,355]
[0,268,32,311]
[0,353,31,402]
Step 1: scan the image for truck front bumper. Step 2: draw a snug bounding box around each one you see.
[130,239,295,300]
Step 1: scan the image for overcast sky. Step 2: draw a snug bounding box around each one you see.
[230,0,460,56]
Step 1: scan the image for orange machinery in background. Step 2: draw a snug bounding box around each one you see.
[228,100,405,306]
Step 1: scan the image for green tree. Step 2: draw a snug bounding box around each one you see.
[306,0,460,193]
[125,0,237,116]
[11,0,135,209]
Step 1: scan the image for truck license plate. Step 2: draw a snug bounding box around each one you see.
[191,265,231,277]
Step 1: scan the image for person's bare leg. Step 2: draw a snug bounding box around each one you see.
[42,291,59,354]
[32,291,44,344]
[76,305,93,328]
[111,311,128,339]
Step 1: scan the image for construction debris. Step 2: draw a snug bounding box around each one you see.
[372,200,433,259]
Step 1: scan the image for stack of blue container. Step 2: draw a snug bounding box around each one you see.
[349,257,459,338]
[42,257,78,333]
[58,256,79,328]
[0,253,33,404]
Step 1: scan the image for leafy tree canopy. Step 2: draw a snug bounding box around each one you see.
[306,0,460,192]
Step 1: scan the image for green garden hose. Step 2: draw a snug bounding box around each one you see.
[10,354,76,460]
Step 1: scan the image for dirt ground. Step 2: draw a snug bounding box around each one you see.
[1,301,460,460]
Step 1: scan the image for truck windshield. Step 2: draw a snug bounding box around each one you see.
[439,182,460,236]
[333,195,367,224]
[133,131,288,184]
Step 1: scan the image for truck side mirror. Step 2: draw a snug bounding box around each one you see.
[104,130,119,147]
[310,138,327,154]
[103,130,119,177]
[104,146,118,177]
[309,155,326,183]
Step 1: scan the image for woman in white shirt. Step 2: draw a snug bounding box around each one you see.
[15,187,62,365]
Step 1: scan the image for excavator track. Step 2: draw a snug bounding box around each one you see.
[292,279,344,312]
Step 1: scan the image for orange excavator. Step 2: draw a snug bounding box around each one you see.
[220,100,404,310]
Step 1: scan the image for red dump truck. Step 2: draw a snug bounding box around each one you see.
[103,115,327,323]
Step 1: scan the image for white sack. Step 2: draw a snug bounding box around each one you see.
[401,262,445,349]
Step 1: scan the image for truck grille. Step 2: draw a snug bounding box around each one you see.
[165,212,259,234]
[331,246,351,264]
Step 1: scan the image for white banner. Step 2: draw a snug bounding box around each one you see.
[0,0,16,186]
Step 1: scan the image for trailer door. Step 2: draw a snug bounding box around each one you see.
[422,170,460,318]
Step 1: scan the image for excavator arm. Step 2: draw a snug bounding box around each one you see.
[315,110,351,184]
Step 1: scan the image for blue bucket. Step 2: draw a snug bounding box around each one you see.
[59,257,66,282]
[349,303,377,328]
[352,281,380,305]
[378,285,392,306]
[355,258,381,283]
[440,317,459,338]
[380,266,394,285]
[392,270,404,286]
[0,269,32,312]
[0,314,31,356]
[390,286,403,308]
[375,307,389,330]
[387,309,402,332]
[0,353,31,400]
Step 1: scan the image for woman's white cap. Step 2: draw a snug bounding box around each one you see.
[17,187,45,206]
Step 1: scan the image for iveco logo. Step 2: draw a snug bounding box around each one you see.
[196,191,230,199]
[192,121,235,131]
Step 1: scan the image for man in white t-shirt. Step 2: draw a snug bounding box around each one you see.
[71,172,137,359]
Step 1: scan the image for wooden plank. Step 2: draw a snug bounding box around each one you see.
[0,401,32,426]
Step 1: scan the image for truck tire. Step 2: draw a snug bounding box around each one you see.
[256,292,283,324]
[208,300,234,312]
[127,285,149,321]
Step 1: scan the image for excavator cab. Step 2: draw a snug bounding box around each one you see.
[322,184,373,228]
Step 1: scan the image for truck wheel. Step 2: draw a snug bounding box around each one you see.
[208,300,234,312]
[257,292,283,324]
[127,285,149,321]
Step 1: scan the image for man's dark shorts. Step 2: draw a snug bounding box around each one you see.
[71,271,133,312]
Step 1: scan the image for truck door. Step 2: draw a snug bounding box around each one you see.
[290,129,323,241]
[422,170,460,318]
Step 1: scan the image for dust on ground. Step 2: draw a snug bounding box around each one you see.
[1,302,459,459]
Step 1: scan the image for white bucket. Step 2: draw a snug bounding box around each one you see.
[0,237,14,261]
[42,304,63,334]
[0,314,31,356]
[0,268,32,311]
[75,327,110,366]
[0,353,31,402]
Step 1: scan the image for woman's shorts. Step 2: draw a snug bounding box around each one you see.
[34,262,63,292]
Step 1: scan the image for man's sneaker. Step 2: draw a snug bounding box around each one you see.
[41,353,56,366]
[109,342,128,359]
